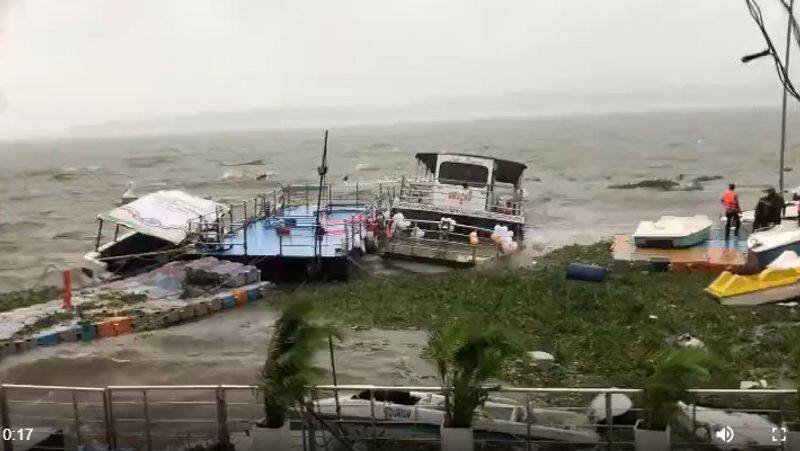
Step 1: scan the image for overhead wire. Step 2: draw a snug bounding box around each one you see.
[744,0,800,101]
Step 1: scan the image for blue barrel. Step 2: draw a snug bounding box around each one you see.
[79,324,97,341]
[566,263,608,282]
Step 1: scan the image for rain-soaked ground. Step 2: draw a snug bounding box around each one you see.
[0,301,435,387]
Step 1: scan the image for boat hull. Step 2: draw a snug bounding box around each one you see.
[717,282,800,306]
[633,228,710,249]
[751,243,800,269]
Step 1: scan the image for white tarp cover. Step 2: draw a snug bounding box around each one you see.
[633,215,713,238]
[767,250,800,269]
[99,190,223,244]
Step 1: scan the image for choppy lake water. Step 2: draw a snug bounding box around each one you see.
[1,108,797,291]
[0,108,798,385]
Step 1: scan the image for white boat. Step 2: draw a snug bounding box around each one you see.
[313,389,600,445]
[83,190,226,276]
[747,222,800,269]
[382,153,528,266]
[633,215,713,248]
[677,401,780,449]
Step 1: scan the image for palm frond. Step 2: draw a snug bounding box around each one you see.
[429,318,519,428]
[260,298,340,427]
[644,348,717,430]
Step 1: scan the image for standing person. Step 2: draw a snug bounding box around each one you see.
[721,183,741,240]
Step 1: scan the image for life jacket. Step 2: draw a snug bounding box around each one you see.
[722,190,738,211]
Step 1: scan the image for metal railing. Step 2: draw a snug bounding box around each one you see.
[385,217,519,263]
[186,182,396,254]
[398,177,526,218]
[1,383,796,450]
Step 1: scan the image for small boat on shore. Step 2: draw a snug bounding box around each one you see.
[705,265,800,306]
[633,215,713,249]
[746,222,800,269]
[313,389,600,445]
[677,401,779,449]
[380,152,528,266]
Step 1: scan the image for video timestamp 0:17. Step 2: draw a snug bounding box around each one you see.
[1,428,34,441]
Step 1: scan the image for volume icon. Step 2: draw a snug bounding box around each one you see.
[715,426,734,443]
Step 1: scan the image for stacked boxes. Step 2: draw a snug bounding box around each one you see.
[56,328,78,343]
[34,332,59,347]
[192,302,210,317]
[0,281,269,360]
[233,290,248,306]
[162,309,181,325]
[246,286,262,302]
[79,324,97,341]
[0,342,14,357]
[205,298,222,312]
[178,306,195,321]
[96,317,133,337]
[221,295,237,309]
[185,258,260,288]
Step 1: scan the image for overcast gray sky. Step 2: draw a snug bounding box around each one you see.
[0,0,796,138]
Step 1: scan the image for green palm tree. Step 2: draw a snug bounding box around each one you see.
[643,348,716,431]
[260,298,340,428]
[429,318,517,428]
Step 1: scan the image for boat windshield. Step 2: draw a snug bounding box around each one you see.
[482,405,522,421]
[354,390,420,406]
[438,162,489,188]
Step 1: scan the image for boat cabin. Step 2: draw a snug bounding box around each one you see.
[410,152,526,220]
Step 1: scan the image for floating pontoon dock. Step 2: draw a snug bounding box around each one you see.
[193,183,392,281]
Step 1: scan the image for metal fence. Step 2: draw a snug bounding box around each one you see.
[187,182,397,250]
[0,383,797,450]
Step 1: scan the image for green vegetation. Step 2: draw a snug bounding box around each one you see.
[0,287,60,313]
[429,318,518,428]
[286,241,794,387]
[260,298,340,428]
[642,348,717,430]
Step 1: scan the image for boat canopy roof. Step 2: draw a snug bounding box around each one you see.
[415,152,527,185]
[98,190,224,245]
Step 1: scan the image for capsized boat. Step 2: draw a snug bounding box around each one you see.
[746,222,800,269]
[84,190,226,277]
[313,389,599,445]
[632,215,713,249]
[381,152,528,266]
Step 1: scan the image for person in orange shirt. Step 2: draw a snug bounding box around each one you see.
[721,183,741,240]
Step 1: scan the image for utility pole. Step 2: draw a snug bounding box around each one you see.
[779,0,795,195]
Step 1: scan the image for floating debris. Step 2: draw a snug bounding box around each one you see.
[221,158,266,167]
[527,350,555,368]
[675,333,705,349]
[607,179,679,191]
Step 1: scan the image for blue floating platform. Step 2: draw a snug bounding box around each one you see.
[199,204,368,281]
[217,205,364,258]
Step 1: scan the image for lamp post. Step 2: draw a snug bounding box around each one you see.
[779,0,795,196]
[742,0,796,197]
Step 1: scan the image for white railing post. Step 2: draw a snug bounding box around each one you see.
[72,391,82,446]
[605,391,613,450]
[104,387,117,450]
[142,389,152,451]
[0,384,12,451]
[216,386,230,449]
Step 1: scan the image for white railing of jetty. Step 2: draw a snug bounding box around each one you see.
[0,382,796,451]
